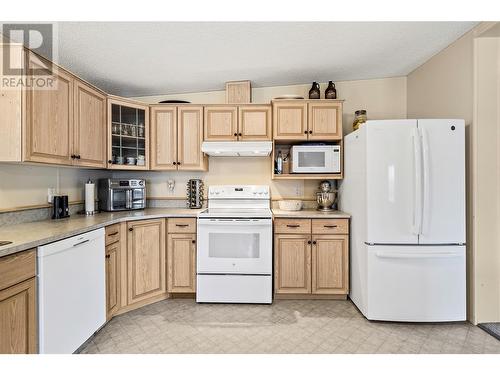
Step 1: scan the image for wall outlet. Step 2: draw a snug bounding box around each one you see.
[295,183,304,197]
[47,188,56,204]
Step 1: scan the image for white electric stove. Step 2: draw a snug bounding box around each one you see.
[196,185,273,304]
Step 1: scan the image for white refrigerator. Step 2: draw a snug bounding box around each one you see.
[339,119,466,322]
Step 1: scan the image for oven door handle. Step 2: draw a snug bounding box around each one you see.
[198,219,271,226]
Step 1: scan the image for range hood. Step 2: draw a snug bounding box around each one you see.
[201,141,272,157]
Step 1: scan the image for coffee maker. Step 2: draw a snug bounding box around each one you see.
[52,195,70,219]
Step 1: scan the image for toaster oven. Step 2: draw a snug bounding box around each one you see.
[98,179,146,211]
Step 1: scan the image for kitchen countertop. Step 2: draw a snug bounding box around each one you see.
[0,208,203,258]
[271,209,351,219]
[0,207,351,258]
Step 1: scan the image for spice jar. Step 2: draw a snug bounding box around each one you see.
[353,110,367,131]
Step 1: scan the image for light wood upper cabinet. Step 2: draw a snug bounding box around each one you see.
[239,105,272,140]
[274,234,311,294]
[204,105,238,141]
[0,43,23,162]
[127,219,166,305]
[0,249,37,354]
[150,106,177,170]
[178,106,207,170]
[73,80,107,168]
[273,101,308,140]
[167,233,196,293]
[108,98,150,170]
[105,242,120,320]
[25,51,74,165]
[311,235,349,295]
[308,102,342,140]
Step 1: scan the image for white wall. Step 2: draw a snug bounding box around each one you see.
[472,34,500,323]
[0,164,109,211]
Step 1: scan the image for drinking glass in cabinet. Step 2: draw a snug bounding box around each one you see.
[130,125,137,137]
[138,126,145,138]
[112,123,120,135]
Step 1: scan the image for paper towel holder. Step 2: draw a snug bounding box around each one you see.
[85,178,98,216]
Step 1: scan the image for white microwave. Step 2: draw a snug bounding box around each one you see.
[290,145,341,173]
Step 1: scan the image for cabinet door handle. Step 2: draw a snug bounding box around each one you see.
[105,254,110,259]
[71,154,76,159]
[312,241,317,245]
[108,231,119,236]
[304,131,308,134]
[176,224,189,227]
[286,224,300,228]
[324,225,338,228]
[238,133,242,136]
[307,240,312,244]
[128,228,133,232]
[177,162,181,165]
[309,130,313,134]
[173,162,177,165]
[192,240,196,244]
[108,159,113,164]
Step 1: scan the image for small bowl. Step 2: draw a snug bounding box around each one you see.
[278,200,303,211]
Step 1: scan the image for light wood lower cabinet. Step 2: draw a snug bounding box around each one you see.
[105,241,120,320]
[274,234,311,294]
[167,218,197,294]
[127,219,166,304]
[0,249,37,354]
[167,233,196,293]
[274,218,349,298]
[311,235,349,294]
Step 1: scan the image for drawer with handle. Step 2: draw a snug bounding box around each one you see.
[312,219,349,235]
[274,219,311,234]
[105,224,121,246]
[167,218,197,233]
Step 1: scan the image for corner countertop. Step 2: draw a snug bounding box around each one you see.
[271,209,351,219]
[0,207,352,258]
[0,208,203,258]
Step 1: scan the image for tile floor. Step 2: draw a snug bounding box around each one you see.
[80,299,500,354]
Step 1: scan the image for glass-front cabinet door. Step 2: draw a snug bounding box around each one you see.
[107,97,149,170]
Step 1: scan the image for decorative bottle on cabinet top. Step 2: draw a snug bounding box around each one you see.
[308,82,321,99]
[325,81,337,99]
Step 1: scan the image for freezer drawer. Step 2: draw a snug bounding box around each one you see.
[366,245,466,322]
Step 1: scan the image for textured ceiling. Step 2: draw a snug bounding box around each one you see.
[54,22,477,97]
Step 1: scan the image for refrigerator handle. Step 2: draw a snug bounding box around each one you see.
[375,251,461,259]
[412,128,423,235]
[421,128,430,236]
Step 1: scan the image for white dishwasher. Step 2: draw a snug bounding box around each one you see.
[37,228,106,354]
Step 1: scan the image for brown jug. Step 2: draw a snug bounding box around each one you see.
[325,81,337,99]
[309,82,321,99]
